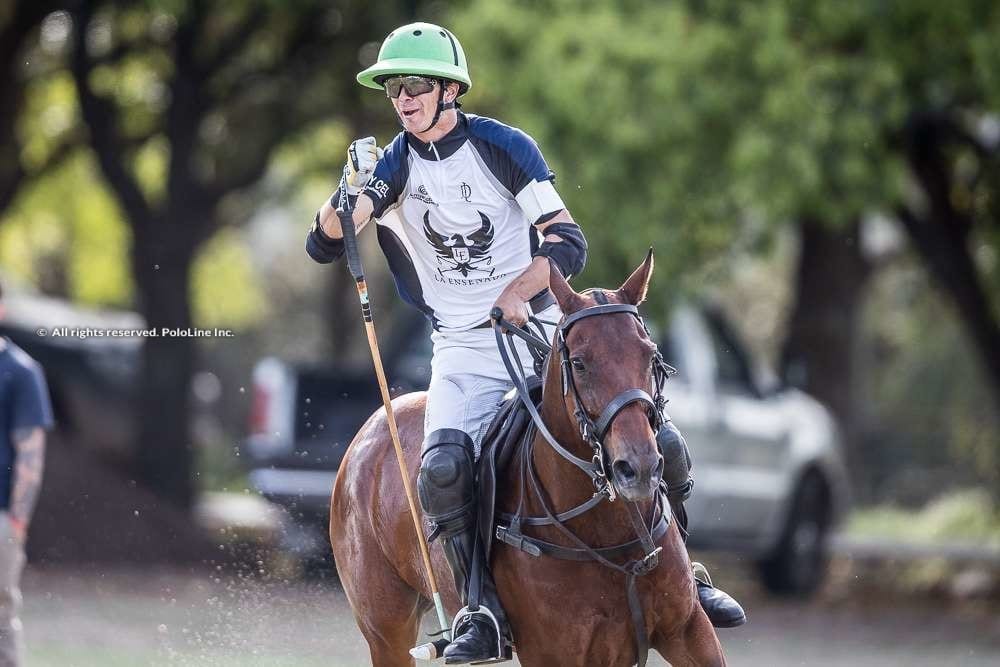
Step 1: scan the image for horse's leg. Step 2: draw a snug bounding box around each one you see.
[331,441,424,665]
[338,543,425,667]
[653,609,726,667]
[354,586,424,667]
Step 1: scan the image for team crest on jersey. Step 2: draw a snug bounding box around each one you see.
[460,182,472,202]
[409,184,437,206]
[423,211,496,278]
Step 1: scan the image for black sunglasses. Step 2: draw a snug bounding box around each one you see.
[383,75,438,99]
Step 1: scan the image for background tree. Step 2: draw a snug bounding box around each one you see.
[67,0,418,508]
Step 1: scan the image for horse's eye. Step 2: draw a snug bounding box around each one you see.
[571,357,586,372]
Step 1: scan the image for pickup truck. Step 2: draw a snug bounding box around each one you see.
[244,304,849,595]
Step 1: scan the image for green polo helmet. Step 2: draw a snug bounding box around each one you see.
[357,23,471,94]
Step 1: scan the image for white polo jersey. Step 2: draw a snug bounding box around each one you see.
[362,112,566,332]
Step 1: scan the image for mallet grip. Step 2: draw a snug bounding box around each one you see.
[336,166,365,280]
[338,207,364,281]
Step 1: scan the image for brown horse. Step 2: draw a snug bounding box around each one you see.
[330,254,726,667]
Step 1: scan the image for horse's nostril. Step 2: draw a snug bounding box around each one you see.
[612,459,637,483]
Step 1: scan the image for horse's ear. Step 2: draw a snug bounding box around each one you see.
[617,248,654,306]
[549,261,587,314]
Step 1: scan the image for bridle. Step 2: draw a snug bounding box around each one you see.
[558,294,675,498]
[491,294,678,667]
[493,294,675,501]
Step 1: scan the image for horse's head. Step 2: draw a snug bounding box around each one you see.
[547,251,665,502]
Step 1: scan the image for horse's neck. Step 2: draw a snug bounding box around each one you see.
[530,374,593,512]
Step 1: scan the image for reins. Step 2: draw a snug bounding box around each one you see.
[490,302,676,667]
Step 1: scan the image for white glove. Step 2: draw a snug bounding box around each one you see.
[344,136,383,195]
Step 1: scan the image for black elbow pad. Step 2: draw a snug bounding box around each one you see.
[533,222,588,278]
[305,212,345,264]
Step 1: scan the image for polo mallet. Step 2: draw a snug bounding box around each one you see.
[335,167,452,660]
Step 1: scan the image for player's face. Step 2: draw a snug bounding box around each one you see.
[389,77,440,134]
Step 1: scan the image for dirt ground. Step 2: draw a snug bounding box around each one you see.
[22,562,1000,667]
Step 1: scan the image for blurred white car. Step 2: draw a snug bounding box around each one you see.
[665,304,849,594]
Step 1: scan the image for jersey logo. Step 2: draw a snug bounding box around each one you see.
[460,182,472,202]
[423,211,496,278]
[409,184,437,206]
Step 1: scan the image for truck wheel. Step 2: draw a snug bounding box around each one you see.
[756,472,831,596]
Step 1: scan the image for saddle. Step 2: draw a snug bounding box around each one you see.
[476,376,542,560]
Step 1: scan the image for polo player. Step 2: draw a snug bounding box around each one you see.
[306,22,746,664]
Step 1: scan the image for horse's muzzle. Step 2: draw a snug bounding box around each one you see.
[611,454,663,501]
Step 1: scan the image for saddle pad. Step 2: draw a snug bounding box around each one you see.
[477,376,543,559]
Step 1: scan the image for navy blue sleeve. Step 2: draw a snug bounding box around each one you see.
[363,132,410,219]
[466,115,555,196]
[305,208,346,264]
[11,363,54,432]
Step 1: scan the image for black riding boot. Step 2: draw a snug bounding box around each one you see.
[440,527,512,664]
[659,420,747,629]
[417,430,512,665]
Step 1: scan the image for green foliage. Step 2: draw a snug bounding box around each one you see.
[451,0,896,292]
[848,488,1000,593]
[271,119,351,219]
[18,71,78,171]
[450,0,999,291]
[0,153,132,306]
[1,144,270,328]
[191,228,269,328]
[849,489,1000,546]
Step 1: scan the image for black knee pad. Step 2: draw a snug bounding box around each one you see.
[657,420,693,502]
[418,429,476,540]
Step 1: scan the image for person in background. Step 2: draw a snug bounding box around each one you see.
[0,281,53,666]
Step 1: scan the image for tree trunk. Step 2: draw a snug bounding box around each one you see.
[781,217,871,484]
[899,112,1000,422]
[131,229,197,509]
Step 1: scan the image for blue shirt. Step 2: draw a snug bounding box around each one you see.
[0,338,54,508]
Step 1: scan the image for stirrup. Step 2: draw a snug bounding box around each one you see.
[692,561,713,587]
[451,605,512,664]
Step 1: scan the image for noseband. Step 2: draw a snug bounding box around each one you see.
[493,297,675,500]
